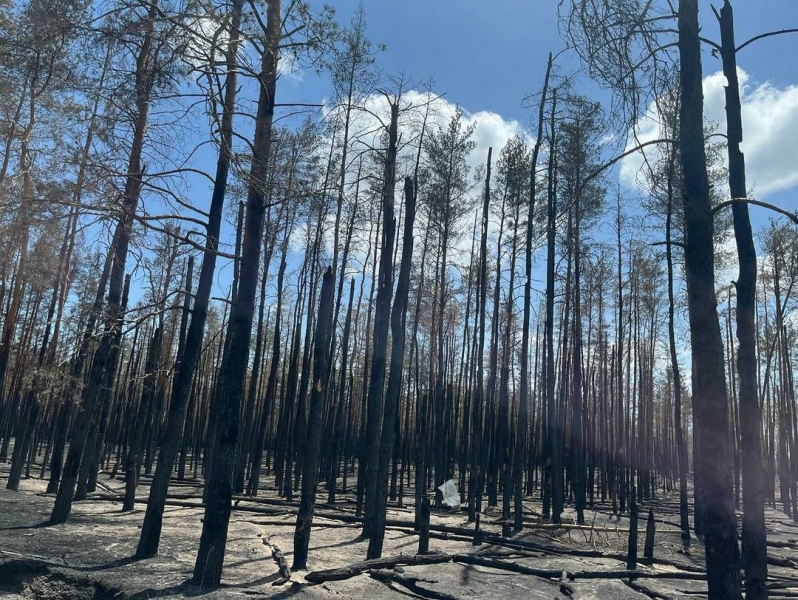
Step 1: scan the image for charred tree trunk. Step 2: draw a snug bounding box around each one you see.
[136,0,244,559]
[716,2,767,596]
[665,132,690,546]
[468,148,492,522]
[363,100,399,539]
[678,1,740,596]
[544,90,562,523]
[50,2,158,525]
[515,53,552,531]
[327,278,355,504]
[247,238,289,496]
[368,176,416,559]
[190,0,280,585]
[291,267,334,571]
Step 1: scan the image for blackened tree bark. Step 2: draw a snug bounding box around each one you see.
[544,90,561,523]
[716,1,766,595]
[468,147,492,521]
[47,234,116,494]
[136,0,244,559]
[515,53,552,531]
[50,1,158,525]
[7,202,79,491]
[190,0,280,585]
[485,177,505,509]
[123,325,163,510]
[678,1,739,596]
[615,196,626,515]
[363,99,399,539]
[568,117,586,525]
[327,278,355,503]
[292,267,335,570]
[368,176,416,559]
[235,221,273,494]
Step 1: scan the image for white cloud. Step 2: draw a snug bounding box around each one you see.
[334,89,531,177]
[620,68,798,199]
[304,90,533,286]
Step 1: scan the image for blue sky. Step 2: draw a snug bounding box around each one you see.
[124,1,798,311]
[281,1,798,122]
[274,0,798,235]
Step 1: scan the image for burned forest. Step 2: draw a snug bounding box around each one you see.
[1,0,798,598]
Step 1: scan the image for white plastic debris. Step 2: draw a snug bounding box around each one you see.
[437,479,460,510]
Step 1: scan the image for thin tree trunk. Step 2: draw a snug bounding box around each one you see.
[136,0,244,559]
[515,53,552,531]
[50,2,158,525]
[292,267,334,571]
[665,132,690,545]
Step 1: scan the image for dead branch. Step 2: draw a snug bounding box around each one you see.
[304,553,453,584]
[369,569,458,600]
[451,554,707,582]
[624,578,671,599]
[261,536,291,585]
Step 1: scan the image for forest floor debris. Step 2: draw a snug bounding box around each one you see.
[2,466,798,598]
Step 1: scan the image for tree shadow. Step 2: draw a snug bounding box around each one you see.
[129,573,297,599]
[128,579,196,599]
[69,555,139,571]
[0,519,51,531]
[304,534,365,553]
[266,582,306,599]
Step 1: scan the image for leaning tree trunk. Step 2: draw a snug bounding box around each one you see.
[50,2,157,525]
[678,1,740,596]
[189,1,279,586]
[47,233,115,494]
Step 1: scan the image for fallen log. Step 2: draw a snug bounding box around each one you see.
[304,553,453,584]
[768,540,798,549]
[450,554,708,582]
[262,536,291,585]
[624,578,671,599]
[768,555,798,569]
[78,492,711,580]
[489,520,681,535]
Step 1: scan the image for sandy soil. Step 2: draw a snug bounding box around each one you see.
[1,464,797,599]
